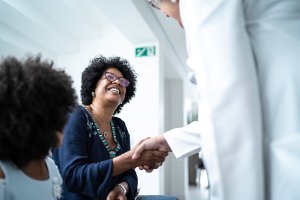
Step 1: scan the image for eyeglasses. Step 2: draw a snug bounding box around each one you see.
[148,0,161,10]
[104,72,130,88]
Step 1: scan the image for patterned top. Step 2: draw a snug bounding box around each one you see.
[84,107,121,158]
[52,106,137,200]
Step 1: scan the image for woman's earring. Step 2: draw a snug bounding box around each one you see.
[92,92,96,97]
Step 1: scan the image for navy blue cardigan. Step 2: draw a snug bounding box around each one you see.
[52,106,138,200]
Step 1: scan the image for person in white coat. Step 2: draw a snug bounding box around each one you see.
[133,0,300,200]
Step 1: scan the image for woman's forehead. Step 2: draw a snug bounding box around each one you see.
[105,67,123,77]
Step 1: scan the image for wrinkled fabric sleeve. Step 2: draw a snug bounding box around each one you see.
[164,121,201,159]
[56,107,114,199]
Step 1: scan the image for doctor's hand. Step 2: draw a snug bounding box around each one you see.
[132,136,171,172]
[132,136,171,159]
[135,149,168,172]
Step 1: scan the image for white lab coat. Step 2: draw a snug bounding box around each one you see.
[164,0,300,200]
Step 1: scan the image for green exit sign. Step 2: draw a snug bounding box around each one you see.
[135,46,156,57]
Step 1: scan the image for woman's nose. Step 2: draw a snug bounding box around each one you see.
[112,78,121,85]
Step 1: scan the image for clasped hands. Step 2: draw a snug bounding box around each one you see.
[131,135,170,172]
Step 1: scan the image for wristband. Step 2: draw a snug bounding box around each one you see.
[117,183,127,194]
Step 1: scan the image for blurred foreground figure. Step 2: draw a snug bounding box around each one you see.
[0,55,77,200]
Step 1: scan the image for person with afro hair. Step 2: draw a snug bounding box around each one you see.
[52,55,169,200]
[0,55,77,200]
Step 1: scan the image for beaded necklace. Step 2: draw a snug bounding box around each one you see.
[94,121,121,158]
[84,106,121,158]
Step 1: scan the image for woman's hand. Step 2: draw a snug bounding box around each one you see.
[132,136,171,159]
[112,140,168,176]
[106,185,127,200]
[137,149,168,171]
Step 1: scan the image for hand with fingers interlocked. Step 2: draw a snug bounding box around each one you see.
[132,136,171,172]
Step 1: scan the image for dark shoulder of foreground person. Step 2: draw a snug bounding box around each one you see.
[64,105,87,124]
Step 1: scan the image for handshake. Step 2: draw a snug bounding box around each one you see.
[129,135,171,172]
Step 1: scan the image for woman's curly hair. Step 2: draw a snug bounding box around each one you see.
[81,55,137,114]
[0,55,77,168]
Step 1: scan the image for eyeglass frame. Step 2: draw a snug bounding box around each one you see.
[104,72,130,88]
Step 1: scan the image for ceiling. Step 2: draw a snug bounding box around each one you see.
[0,0,188,79]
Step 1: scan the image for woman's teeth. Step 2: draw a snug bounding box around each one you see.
[109,88,120,94]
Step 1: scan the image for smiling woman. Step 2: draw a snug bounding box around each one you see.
[81,55,137,114]
[51,55,169,200]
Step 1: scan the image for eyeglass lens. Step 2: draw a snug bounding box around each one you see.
[105,72,130,87]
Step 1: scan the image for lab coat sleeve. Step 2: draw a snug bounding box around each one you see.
[179,1,264,200]
[164,121,201,159]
